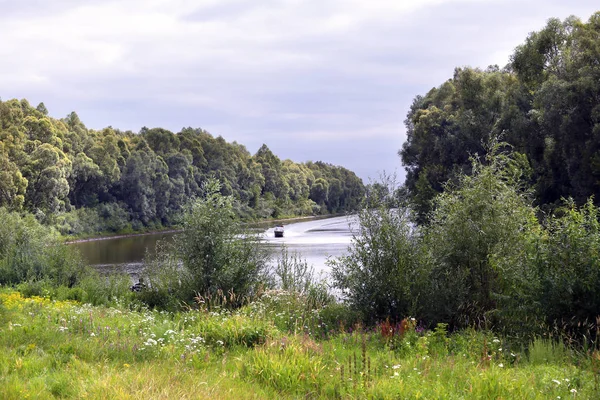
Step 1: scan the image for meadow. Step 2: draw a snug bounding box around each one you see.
[1,288,598,399]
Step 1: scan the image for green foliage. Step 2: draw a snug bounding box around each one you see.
[141,179,271,308]
[240,336,327,396]
[274,245,316,296]
[0,207,84,287]
[1,287,598,399]
[331,179,424,324]
[528,337,570,365]
[0,99,364,235]
[401,12,600,219]
[423,144,541,329]
[536,199,600,325]
[335,145,600,338]
[77,271,135,307]
[137,240,183,310]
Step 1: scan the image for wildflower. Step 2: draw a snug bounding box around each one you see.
[216,340,224,346]
[392,364,401,369]
[498,363,504,368]
[570,389,577,393]
[552,379,561,385]
[123,364,130,368]
[492,338,500,344]
[90,332,95,337]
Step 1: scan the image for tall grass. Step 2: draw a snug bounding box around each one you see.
[1,287,598,399]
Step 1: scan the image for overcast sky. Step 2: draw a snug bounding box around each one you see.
[1,1,598,183]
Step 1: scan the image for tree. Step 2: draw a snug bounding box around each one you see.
[23,143,71,216]
[309,178,328,207]
[68,152,102,207]
[175,179,270,304]
[401,13,600,218]
[0,143,27,210]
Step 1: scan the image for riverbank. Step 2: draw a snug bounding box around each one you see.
[63,214,335,244]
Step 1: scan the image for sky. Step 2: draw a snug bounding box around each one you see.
[1,0,598,183]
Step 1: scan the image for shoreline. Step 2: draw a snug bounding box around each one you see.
[64,214,336,244]
[63,229,183,244]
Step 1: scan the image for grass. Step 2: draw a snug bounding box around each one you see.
[1,288,598,399]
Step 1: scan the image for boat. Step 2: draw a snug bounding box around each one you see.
[274,225,284,238]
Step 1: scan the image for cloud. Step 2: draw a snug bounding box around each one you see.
[1,0,599,181]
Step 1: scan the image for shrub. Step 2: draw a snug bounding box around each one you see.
[0,207,85,287]
[147,179,271,308]
[537,199,600,326]
[423,146,541,330]
[78,271,134,306]
[137,240,184,310]
[330,180,424,324]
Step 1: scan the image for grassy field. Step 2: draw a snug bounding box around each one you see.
[1,288,598,399]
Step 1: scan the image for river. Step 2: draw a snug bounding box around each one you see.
[70,215,358,280]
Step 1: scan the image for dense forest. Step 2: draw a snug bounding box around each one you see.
[401,12,600,221]
[0,99,364,235]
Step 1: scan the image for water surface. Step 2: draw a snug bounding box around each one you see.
[70,215,358,279]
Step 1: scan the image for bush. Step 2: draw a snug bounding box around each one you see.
[330,180,424,324]
[78,271,135,306]
[537,199,600,325]
[142,179,271,308]
[137,240,183,310]
[422,146,541,330]
[0,207,85,287]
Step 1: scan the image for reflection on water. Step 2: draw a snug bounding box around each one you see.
[261,215,358,277]
[70,215,357,279]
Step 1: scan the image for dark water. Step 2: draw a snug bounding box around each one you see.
[70,215,358,279]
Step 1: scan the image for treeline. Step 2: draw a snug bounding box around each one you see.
[0,99,364,234]
[401,12,600,221]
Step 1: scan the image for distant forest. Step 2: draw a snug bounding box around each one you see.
[0,100,364,235]
[401,12,600,222]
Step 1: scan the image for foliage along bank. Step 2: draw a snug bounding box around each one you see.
[0,99,364,235]
[400,12,600,222]
[334,144,600,343]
